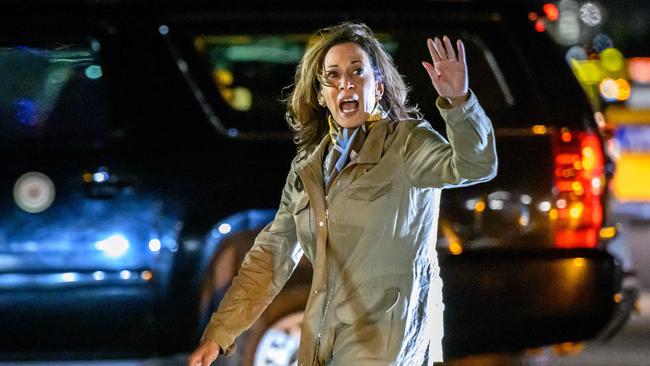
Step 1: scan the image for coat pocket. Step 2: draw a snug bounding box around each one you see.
[287,191,313,246]
[346,180,392,201]
[335,284,401,325]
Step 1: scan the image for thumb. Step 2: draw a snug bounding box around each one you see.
[422,61,440,87]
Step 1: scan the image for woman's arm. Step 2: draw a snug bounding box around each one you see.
[189,157,304,365]
[403,36,497,188]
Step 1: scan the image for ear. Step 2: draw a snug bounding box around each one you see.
[376,82,385,99]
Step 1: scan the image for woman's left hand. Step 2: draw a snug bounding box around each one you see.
[422,36,468,107]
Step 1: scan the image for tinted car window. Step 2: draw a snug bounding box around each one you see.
[0,41,108,143]
[191,30,514,136]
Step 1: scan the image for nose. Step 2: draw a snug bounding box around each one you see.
[338,75,354,90]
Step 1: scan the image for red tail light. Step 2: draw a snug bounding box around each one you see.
[551,129,605,248]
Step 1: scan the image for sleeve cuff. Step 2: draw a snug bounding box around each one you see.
[201,333,237,357]
[435,89,480,125]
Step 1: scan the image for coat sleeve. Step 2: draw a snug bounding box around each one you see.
[200,156,304,355]
[402,90,498,188]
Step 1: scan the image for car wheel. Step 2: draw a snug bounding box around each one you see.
[213,285,309,366]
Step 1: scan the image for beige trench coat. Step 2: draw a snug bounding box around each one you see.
[202,92,497,365]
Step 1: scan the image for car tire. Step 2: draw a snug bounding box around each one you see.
[213,285,310,366]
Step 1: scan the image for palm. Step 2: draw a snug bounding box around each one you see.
[422,36,468,100]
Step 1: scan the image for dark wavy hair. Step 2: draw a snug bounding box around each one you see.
[285,21,421,153]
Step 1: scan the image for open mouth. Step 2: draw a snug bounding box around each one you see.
[339,98,359,116]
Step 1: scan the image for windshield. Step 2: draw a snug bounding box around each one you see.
[0,41,109,143]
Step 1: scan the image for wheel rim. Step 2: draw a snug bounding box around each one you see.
[253,311,303,366]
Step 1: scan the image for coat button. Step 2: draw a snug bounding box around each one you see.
[318,221,324,227]
[363,169,368,174]
[313,290,318,294]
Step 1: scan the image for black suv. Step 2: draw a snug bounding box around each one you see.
[0,1,628,364]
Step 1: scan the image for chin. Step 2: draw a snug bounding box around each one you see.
[335,113,365,129]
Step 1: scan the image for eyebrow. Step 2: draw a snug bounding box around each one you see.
[325,60,363,69]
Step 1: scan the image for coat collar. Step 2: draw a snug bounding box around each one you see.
[296,118,389,190]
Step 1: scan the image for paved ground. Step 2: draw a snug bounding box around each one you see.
[553,292,650,366]
[552,221,650,366]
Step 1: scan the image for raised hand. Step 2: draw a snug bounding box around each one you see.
[422,35,468,107]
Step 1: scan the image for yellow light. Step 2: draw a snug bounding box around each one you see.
[615,78,631,101]
[215,68,233,86]
[474,200,486,212]
[599,226,616,239]
[549,209,558,220]
[141,270,153,281]
[571,181,584,195]
[518,215,529,226]
[194,37,206,53]
[604,106,650,126]
[570,59,604,85]
[532,124,547,134]
[582,146,595,170]
[612,153,650,200]
[573,160,583,170]
[614,293,623,303]
[552,342,584,356]
[569,202,584,219]
[449,241,463,255]
[83,173,93,183]
[572,258,586,268]
[600,48,625,72]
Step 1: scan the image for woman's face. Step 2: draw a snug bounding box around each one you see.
[320,42,384,128]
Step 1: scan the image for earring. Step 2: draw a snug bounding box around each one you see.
[318,98,326,107]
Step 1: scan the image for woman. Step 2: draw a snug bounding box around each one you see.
[189,22,497,366]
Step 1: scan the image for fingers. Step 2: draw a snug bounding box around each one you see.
[422,61,440,84]
[457,39,466,64]
[426,38,441,63]
[202,353,217,366]
[187,345,218,366]
[428,36,463,63]
[443,36,457,61]
[433,37,448,60]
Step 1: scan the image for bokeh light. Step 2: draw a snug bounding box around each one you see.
[600,48,625,72]
[579,2,603,26]
[544,3,560,21]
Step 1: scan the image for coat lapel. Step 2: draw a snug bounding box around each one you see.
[296,118,388,197]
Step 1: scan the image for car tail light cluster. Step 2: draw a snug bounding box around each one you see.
[551,128,605,248]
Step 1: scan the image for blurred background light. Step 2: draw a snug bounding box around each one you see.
[628,57,650,84]
[92,171,109,183]
[600,78,620,101]
[600,48,625,72]
[579,2,603,26]
[61,272,76,282]
[93,271,105,281]
[544,3,560,21]
[218,223,232,234]
[120,270,131,280]
[592,33,614,52]
[148,238,162,252]
[84,65,102,79]
[95,235,130,258]
[557,0,581,45]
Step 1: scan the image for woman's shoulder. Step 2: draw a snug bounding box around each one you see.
[389,118,433,137]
